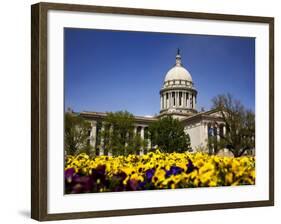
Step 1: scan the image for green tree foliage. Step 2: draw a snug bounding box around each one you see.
[209,93,255,157]
[148,116,191,153]
[100,111,146,156]
[64,112,92,155]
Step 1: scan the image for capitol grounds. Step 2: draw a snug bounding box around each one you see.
[64,105,255,194]
[64,29,255,194]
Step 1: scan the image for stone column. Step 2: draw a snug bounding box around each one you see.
[193,95,196,109]
[187,93,190,109]
[163,94,165,109]
[175,91,178,107]
[90,121,97,155]
[147,137,151,152]
[177,91,179,107]
[162,93,165,109]
[173,91,176,107]
[169,92,171,107]
[216,125,220,142]
[160,94,163,110]
[178,91,180,107]
[183,91,186,108]
[140,127,145,155]
[99,123,104,156]
[211,124,214,154]
[168,92,170,107]
[161,93,165,110]
[205,122,209,149]
[108,125,113,156]
[222,125,228,153]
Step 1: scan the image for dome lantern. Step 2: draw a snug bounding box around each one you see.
[175,48,182,66]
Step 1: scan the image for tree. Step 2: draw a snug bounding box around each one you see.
[101,111,146,156]
[126,133,148,155]
[64,112,92,155]
[209,93,255,157]
[148,116,191,153]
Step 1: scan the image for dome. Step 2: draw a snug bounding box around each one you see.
[164,66,192,82]
[164,50,193,83]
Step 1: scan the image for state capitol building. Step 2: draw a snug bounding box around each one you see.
[78,50,228,156]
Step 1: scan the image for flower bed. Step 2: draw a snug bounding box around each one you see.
[64,150,255,194]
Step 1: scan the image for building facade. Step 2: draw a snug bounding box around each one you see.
[80,50,229,156]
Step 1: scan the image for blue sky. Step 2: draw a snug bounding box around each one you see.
[64,28,255,116]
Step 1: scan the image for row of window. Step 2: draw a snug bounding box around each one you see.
[165,80,192,86]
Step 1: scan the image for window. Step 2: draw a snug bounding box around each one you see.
[96,124,101,146]
[213,127,218,152]
[219,124,224,137]
[166,93,169,107]
[172,92,175,106]
[214,127,217,137]
[208,124,213,138]
[95,147,100,156]
[179,92,182,106]
[144,127,149,139]
[137,126,142,136]
[186,93,189,106]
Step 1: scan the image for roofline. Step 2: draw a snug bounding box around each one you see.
[79,111,158,123]
[68,108,223,124]
[180,108,224,122]
[159,87,197,94]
